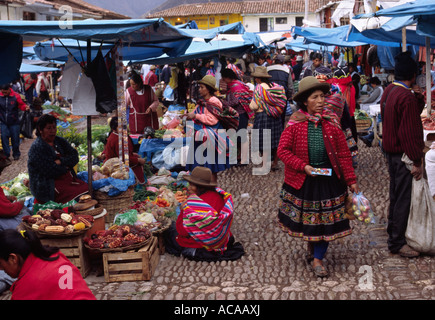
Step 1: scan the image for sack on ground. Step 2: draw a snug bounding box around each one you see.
[403,154,435,254]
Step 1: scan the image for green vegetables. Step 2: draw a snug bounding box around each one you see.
[1,172,31,199]
[133,189,157,202]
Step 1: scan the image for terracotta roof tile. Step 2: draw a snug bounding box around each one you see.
[147,0,331,18]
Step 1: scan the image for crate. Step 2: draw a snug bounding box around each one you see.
[102,236,160,283]
[40,235,91,279]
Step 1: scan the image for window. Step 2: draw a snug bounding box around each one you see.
[220,19,228,26]
[275,17,287,24]
[23,11,36,21]
[210,17,215,25]
[259,17,274,32]
[295,17,304,27]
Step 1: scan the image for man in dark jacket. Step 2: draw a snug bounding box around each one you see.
[381,52,424,258]
[292,55,304,81]
[267,54,293,127]
[0,83,29,160]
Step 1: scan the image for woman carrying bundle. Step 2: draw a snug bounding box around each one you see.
[249,66,287,174]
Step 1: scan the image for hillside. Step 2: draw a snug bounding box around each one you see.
[83,0,165,18]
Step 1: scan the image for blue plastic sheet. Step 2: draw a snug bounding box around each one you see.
[77,168,136,197]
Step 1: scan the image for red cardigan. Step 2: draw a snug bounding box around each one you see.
[277,120,357,190]
[0,188,23,218]
[176,191,225,248]
[10,252,95,300]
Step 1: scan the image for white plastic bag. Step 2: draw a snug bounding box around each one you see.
[403,154,435,255]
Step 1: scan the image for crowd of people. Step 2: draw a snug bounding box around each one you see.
[0,46,432,299]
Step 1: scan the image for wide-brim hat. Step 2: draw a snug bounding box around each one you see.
[198,75,218,91]
[251,66,271,78]
[293,76,330,102]
[184,167,217,188]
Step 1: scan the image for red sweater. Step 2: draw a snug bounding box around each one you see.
[278,120,357,190]
[102,132,140,166]
[0,188,23,218]
[10,252,95,300]
[381,83,425,166]
[176,191,225,248]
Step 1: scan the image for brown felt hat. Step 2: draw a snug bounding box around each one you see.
[293,76,330,102]
[198,75,218,91]
[184,166,217,188]
[251,66,271,78]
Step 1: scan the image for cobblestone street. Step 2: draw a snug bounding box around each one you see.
[1,121,434,304]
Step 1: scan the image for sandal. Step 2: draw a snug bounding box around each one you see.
[398,244,420,258]
[312,263,328,278]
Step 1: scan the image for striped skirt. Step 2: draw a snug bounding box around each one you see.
[278,173,352,242]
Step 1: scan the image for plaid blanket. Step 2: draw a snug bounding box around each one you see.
[181,188,234,252]
[228,80,254,119]
[253,83,287,118]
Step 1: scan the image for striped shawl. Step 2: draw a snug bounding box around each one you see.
[253,83,287,118]
[181,188,234,252]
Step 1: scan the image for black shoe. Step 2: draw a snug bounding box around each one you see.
[360,136,372,147]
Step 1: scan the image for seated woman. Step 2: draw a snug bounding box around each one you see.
[0,157,31,295]
[100,116,146,184]
[0,229,95,300]
[164,166,244,262]
[27,114,89,204]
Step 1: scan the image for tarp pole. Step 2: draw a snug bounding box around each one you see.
[86,39,93,196]
[402,28,407,52]
[426,37,432,116]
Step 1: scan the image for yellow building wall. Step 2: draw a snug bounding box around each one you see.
[168,14,241,29]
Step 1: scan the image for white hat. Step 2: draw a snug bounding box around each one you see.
[296,56,303,62]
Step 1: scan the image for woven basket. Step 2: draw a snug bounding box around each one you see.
[75,203,105,216]
[356,118,372,132]
[93,187,135,224]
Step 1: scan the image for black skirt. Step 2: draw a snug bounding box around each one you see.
[278,172,352,242]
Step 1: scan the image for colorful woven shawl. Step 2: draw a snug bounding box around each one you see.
[327,76,356,116]
[228,80,254,119]
[253,83,287,118]
[182,188,234,252]
[286,108,341,129]
[227,64,244,80]
[190,100,230,155]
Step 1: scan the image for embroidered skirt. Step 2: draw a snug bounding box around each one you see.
[278,173,352,242]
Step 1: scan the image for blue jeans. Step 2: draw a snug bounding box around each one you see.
[1,123,21,159]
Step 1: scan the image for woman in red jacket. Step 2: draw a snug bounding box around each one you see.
[101,116,146,184]
[277,76,359,277]
[0,229,95,300]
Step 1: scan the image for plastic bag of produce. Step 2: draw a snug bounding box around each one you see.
[349,192,375,224]
[114,209,138,226]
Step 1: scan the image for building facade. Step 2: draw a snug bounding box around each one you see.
[0,0,129,21]
[146,0,333,32]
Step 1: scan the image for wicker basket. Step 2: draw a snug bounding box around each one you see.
[356,118,372,133]
[75,203,105,216]
[94,187,135,224]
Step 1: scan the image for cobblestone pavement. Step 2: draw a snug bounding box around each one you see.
[1,121,435,302]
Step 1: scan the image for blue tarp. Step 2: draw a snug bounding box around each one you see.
[132,36,258,65]
[291,26,371,47]
[19,62,60,74]
[285,37,335,52]
[353,0,435,38]
[0,18,202,84]
[348,25,435,48]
